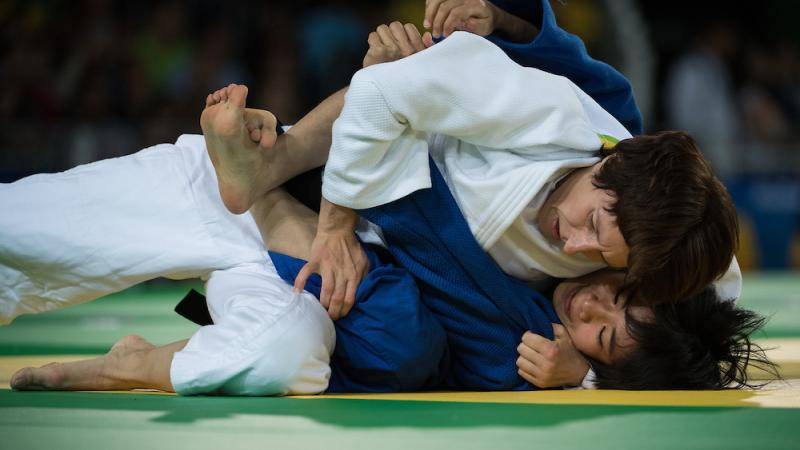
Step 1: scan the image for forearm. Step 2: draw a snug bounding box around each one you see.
[270,87,347,185]
[323,33,592,208]
[251,188,318,261]
[490,2,539,43]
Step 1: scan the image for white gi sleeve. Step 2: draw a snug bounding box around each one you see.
[322,31,601,209]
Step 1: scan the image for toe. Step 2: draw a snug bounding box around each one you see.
[228,85,249,109]
[10,367,32,389]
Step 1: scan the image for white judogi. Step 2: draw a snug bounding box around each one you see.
[323,31,742,298]
[0,136,334,395]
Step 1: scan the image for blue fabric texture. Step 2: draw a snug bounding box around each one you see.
[488,0,643,135]
[357,160,560,391]
[266,1,643,393]
[270,248,449,393]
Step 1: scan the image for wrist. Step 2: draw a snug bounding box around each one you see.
[319,197,359,233]
[488,2,539,43]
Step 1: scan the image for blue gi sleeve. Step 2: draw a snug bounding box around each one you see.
[269,248,449,393]
[488,0,643,135]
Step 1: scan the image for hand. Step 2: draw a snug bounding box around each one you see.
[424,0,496,39]
[516,324,590,388]
[363,22,433,68]
[294,200,369,320]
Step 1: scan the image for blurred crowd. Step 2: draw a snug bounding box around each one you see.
[1,0,798,269]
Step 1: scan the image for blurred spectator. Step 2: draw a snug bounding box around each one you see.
[1,0,798,271]
[738,39,800,172]
[664,22,740,180]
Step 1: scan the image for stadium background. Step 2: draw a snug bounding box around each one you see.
[0,2,798,449]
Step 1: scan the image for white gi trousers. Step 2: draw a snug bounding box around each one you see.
[0,134,335,395]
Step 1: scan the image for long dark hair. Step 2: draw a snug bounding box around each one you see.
[590,288,779,390]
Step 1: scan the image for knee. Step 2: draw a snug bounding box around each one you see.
[173,295,335,396]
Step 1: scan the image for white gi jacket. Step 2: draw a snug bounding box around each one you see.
[322,31,742,388]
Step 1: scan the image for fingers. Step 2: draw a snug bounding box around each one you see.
[424,0,447,35]
[294,262,316,295]
[431,0,452,38]
[388,22,414,57]
[552,323,568,340]
[376,24,396,49]
[404,23,426,52]
[342,279,358,317]
[327,270,348,319]
[442,5,468,37]
[422,31,434,48]
[517,331,560,388]
[367,31,381,48]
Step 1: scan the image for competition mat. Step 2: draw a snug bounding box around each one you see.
[1,273,799,450]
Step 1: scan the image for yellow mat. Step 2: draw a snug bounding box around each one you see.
[2,338,798,409]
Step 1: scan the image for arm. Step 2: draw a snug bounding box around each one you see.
[424,0,539,43]
[293,22,433,320]
[485,0,643,135]
[323,31,600,209]
[294,198,368,320]
[258,87,347,192]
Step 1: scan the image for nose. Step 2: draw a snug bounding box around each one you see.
[577,292,613,323]
[563,229,597,255]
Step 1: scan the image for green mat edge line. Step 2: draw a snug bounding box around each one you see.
[0,346,109,356]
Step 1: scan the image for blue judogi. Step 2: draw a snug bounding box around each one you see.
[270,248,449,393]
[272,160,559,392]
[268,1,644,393]
[489,0,643,135]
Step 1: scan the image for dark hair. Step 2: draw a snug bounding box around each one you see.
[594,131,739,305]
[590,288,778,390]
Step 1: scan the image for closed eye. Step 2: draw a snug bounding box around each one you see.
[598,325,605,350]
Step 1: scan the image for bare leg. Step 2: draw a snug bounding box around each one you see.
[202,84,345,214]
[250,188,319,261]
[10,335,186,392]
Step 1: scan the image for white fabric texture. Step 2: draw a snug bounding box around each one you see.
[322,31,742,296]
[171,260,335,396]
[322,31,629,280]
[0,134,264,324]
[0,137,333,395]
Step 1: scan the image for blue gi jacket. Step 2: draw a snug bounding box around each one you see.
[272,160,559,393]
[489,0,643,135]
[271,1,644,393]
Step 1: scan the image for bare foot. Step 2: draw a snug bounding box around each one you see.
[201,84,281,214]
[10,335,155,391]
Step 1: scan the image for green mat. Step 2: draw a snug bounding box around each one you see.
[1,273,799,450]
[0,390,798,450]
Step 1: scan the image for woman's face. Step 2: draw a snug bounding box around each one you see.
[552,270,651,365]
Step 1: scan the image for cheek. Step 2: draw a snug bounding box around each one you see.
[582,250,605,263]
[566,324,598,357]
